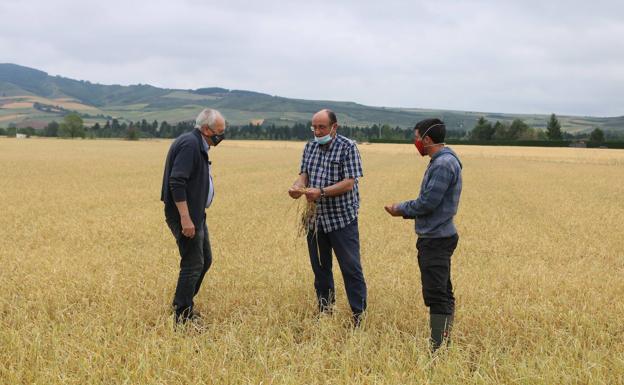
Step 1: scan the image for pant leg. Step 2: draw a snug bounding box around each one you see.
[416,235,458,315]
[306,228,335,311]
[328,219,367,315]
[446,236,457,312]
[166,217,206,317]
[194,220,213,296]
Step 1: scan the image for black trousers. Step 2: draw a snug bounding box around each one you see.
[306,219,367,315]
[166,217,212,317]
[416,234,459,315]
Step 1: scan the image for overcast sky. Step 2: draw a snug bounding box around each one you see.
[1,0,623,116]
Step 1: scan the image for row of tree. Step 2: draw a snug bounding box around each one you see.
[0,114,194,140]
[227,122,466,142]
[0,113,466,142]
[470,113,606,143]
[0,112,611,144]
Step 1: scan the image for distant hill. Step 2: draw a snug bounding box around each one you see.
[1,63,623,134]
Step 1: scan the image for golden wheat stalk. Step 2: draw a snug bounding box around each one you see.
[293,187,317,237]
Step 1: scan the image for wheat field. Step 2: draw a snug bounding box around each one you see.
[1,137,623,385]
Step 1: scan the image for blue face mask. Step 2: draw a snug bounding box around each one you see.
[314,128,335,145]
[315,134,332,145]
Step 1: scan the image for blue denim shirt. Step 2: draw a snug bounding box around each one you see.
[397,147,462,238]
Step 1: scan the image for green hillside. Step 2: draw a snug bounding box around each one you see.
[1,63,622,134]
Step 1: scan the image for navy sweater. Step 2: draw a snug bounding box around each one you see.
[161,129,211,229]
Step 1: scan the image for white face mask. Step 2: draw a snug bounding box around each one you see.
[314,127,335,145]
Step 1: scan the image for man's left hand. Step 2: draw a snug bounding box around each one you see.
[304,188,322,202]
[384,203,403,217]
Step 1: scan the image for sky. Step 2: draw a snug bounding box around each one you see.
[1,0,623,116]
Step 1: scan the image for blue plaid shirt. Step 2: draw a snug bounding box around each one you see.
[299,134,364,233]
[397,147,463,238]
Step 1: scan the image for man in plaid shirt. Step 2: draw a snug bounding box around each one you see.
[385,118,463,351]
[288,109,367,326]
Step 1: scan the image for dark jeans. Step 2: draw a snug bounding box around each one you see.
[416,234,459,315]
[306,219,367,315]
[166,216,212,317]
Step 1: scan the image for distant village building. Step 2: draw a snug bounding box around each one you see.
[569,141,586,148]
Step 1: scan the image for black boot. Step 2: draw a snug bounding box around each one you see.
[430,313,453,351]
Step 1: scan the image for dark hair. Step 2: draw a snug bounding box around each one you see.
[415,118,446,143]
[324,109,337,125]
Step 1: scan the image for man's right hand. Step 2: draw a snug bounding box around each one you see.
[384,203,404,217]
[288,185,305,199]
[180,215,196,238]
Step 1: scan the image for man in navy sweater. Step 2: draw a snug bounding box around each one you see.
[385,118,463,351]
[161,108,226,324]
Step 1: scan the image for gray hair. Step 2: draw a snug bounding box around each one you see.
[194,108,224,129]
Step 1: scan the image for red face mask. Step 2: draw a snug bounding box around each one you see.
[414,138,427,156]
[413,123,444,157]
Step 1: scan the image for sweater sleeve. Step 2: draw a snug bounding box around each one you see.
[169,143,196,202]
[397,162,454,218]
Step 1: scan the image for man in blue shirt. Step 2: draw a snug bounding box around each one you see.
[385,118,463,350]
[288,109,368,326]
[161,108,225,324]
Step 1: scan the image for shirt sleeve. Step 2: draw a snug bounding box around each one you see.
[397,163,453,217]
[299,143,309,174]
[343,144,363,179]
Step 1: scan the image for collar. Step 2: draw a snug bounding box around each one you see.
[201,135,209,152]
[429,146,451,163]
[192,128,209,155]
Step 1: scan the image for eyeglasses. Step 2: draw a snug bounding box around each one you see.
[310,124,331,133]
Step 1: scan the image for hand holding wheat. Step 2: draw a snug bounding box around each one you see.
[288,186,318,236]
[288,185,306,199]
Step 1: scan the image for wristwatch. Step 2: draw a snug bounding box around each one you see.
[320,187,326,198]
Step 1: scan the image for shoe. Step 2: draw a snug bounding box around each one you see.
[318,297,335,315]
[319,307,334,316]
[174,308,202,325]
[352,312,365,328]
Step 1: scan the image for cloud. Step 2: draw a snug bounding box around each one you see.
[1,0,623,116]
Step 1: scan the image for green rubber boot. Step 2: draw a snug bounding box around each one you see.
[430,313,453,351]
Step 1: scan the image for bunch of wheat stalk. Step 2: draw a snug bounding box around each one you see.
[292,187,317,237]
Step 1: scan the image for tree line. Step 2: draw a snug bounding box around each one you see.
[470,113,608,143]
[0,112,616,144]
[0,113,466,142]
